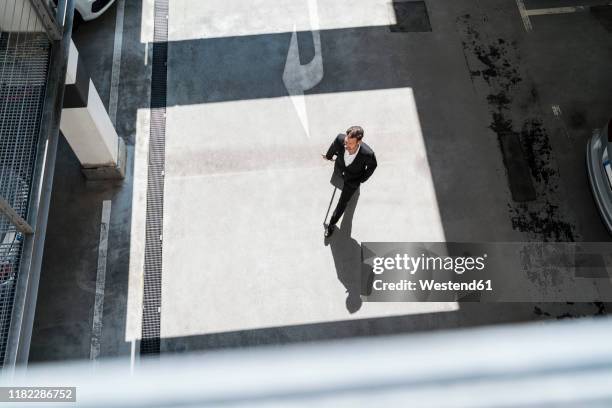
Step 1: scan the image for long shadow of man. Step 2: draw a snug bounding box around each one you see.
[326,188,363,313]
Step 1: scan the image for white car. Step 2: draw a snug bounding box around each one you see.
[75,0,116,22]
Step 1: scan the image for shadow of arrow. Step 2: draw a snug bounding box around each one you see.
[282,0,323,138]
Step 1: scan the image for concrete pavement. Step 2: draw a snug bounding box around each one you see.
[29,0,612,361]
[158,0,508,342]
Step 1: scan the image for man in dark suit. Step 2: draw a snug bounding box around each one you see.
[322,125,377,237]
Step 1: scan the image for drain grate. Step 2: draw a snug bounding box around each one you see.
[141,0,168,356]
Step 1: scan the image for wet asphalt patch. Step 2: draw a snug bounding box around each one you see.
[457,14,577,241]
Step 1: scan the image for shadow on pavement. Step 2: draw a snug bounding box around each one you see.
[327,188,362,313]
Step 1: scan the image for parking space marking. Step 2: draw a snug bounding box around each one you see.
[515,0,533,32]
[528,5,591,15]
[517,2,612,31]
[90,200,112,362]
[109,0,126,126]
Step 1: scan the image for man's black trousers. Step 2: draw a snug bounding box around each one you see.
[329,185,358,226]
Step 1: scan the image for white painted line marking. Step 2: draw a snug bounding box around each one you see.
[515,0,533,32]
[527,6,588,15]
[282,0,324,138]
[527,3,612,16]
[90,200,112,361]
[144,42,148,66]
[109,0,126,126]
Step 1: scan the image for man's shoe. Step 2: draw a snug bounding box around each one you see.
[324,224,335,238]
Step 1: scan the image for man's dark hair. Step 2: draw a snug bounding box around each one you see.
[346,125,364,140]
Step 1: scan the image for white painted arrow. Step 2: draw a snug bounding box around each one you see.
[282,0,323,138]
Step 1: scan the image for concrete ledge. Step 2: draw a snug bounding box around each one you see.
[81,137,127,180]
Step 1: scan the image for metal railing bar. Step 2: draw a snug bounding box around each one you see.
[0,0,27,203]
[0,0,24,364]
[11,5,37,224]
[0,196,31,235]
[26,0,60,41]
[0,0,21,188]
[55,0,66,28]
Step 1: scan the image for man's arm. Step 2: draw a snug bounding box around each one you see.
[324,134,343,160]
[361,152,377,183]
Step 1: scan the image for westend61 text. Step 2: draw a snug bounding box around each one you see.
[373,279,493,292]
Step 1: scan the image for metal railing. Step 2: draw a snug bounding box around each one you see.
[0,0,67,368]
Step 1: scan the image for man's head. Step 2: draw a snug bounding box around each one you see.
[344,125,364,154]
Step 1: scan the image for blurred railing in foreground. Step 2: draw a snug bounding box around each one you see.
[4,317,612,407]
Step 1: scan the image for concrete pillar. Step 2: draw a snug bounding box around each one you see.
[60,40,126,180]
